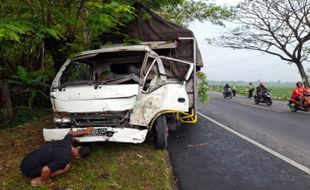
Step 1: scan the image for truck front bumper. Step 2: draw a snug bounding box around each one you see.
[43,127,148,143]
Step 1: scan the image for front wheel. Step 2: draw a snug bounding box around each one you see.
[288,103,297,112]
[153,115,168,149]
[266,98,272,106]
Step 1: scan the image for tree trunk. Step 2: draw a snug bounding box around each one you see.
[0,80,13,118]
[295,62,310,88]
[44,37,67,72]
[41,41,45,71]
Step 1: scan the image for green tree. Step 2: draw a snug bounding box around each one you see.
[209,0,310,87]
[9,66,53,108]
[198,72,209,103]
[0,0,231,121]
[160,0,232,26]
[0,0,135,111]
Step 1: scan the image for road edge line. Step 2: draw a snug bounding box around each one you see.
[197,111,310,175]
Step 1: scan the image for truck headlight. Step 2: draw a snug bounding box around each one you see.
[53,117,72,123]
[62,117,72,123]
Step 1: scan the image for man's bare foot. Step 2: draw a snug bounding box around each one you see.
[31,177,51,186]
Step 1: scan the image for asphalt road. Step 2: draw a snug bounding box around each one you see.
[168,92,310,190]
[201,92,310,167]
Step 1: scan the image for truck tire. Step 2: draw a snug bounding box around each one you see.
[153,115,168,149]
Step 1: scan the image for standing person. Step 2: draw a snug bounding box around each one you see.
[20,127,93,186]
[248,82,254,98]
[232,84,237,96]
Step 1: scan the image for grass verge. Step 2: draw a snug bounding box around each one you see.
[0,116,174,190]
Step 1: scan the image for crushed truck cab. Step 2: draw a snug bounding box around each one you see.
[46,40,199,149]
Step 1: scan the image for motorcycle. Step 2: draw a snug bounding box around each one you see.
[254,90,272,106]
[223,88,233,99]
[288,93,310,112]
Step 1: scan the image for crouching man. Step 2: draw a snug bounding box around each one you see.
[20,127,93,186]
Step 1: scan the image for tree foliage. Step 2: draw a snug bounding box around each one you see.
[160,0,232,26]
[198,72,209,104]
[9,66,53,108]
[208,0,310,87]
[0,0,231,121]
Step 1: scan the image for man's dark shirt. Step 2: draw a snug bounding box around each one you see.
[20,134,73,177]
[257,86,268,94]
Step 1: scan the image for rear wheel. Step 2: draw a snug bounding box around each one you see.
[153,115,168,149]
[254,97,259,104]
[228,93,233,99]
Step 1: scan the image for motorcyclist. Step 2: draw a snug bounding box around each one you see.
[291,82,309,109]
[256,82,268,100]
[223,84,230,97]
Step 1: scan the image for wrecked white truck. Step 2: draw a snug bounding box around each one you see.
[45,41,198,148]
[43,5,203,149]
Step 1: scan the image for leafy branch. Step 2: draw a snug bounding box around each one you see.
[198,72,208,104]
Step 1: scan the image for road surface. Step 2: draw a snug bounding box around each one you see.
[168,92,310,190]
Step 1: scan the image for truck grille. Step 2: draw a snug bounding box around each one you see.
[72,113,122,127]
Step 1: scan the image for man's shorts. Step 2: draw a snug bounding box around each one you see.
[20,162,43,178]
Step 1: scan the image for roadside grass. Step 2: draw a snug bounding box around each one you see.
[209,85,294,100]
[0,116,174,190]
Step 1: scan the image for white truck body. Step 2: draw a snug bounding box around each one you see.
[45,42,196,147]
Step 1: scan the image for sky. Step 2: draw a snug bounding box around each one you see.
[189,0,309,82]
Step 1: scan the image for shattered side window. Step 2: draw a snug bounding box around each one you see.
[142,58,161,92]
[60,61,92,85]
[161,59,189,82]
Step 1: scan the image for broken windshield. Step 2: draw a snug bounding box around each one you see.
[59,51,147,87]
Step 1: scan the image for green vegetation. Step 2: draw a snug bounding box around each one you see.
[0,116,173,190]
[198,72,208,103]
[209,0,310,87]
[0,107,50,129]
[10,66,54,108]
[0,0,230,128]
[209,84,294,100]
[160,1,232,26]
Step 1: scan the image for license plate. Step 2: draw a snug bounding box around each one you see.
[90,128,107,136]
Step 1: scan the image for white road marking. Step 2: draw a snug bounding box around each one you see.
[197,111,310,175]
